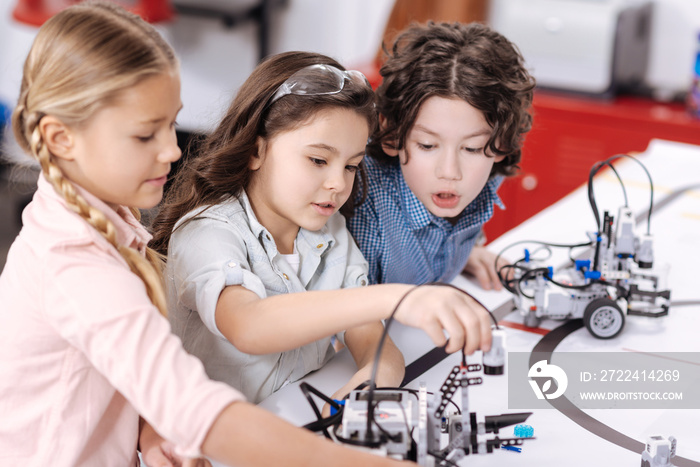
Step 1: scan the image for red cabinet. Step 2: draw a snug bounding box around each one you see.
[484,91,700,242]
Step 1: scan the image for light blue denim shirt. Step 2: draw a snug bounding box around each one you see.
[166,190,369,403]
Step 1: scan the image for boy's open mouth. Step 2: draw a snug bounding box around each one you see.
[432,192,460,209]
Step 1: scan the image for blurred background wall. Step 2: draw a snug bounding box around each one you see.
[2,0,700,137]
[1,0,700,266]
[0,0,397,133]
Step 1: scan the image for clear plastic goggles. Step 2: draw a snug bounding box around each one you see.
[267,64,371,107]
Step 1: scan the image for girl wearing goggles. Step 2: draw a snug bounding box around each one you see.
[152,52,493,408]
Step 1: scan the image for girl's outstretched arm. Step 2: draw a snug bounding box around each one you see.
[202,401,412,467]
[215,283,492,355]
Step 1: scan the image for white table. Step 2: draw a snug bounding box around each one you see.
[258,139,700,466]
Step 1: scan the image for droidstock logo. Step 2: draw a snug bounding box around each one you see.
[528,360,568,400]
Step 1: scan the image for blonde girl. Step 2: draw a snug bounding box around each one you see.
[0,3,417,466]
[151,51,494,406]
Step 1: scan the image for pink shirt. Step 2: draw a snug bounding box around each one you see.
[0,176,244,466]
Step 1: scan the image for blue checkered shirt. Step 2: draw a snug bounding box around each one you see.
[347,156,504,285]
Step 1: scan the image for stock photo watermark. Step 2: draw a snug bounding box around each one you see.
[508,352,700,410]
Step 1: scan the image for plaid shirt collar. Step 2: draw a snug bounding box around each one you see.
[397,174,435,231]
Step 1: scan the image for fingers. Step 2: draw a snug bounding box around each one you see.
[463,252,487,288]
[142,455,174,467]
[394,285,493,355]
[446,292,491,354]
[461,299,483,355]
[487,258,503,291]
[464,246,505,291]
[183,458,212,467]
[141,441,177,467]
[422,318,449,349]
[492,255,514,291]
[321,401,332,418]
[496,254,514,283]
[437,305,466,354]
[141,439,212,467]
[477,299,493,352]
[471,262,493,291]
[142,452,175,467]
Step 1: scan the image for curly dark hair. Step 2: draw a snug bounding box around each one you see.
[368,21,535,176]
[150,51,376,255]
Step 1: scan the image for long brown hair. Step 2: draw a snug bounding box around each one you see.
[151,51,376,255]
[370,21,535,176]
[11,1,177,316]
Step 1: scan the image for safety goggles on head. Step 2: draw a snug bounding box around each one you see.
[267,64,371,107]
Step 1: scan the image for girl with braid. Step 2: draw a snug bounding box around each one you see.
[0,3,416,467]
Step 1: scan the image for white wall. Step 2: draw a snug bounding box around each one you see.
[644,0,700,100]
[489,0,700,100]
[0,0,394,132]
[5,0,697,131]
[161,0,395,131]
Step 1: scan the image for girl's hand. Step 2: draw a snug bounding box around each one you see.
[392,285,493,355]
[140,423,212,467]
[463,246,509,291]
[322,381,358,418]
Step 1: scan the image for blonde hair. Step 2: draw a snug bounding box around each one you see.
[11,1,178,316]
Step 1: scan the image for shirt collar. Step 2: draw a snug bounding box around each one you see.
[238,190,335,256]
[487,174,505,209]
[37,175,151,253]
[449,174,505,230]
[395,169,435,230]
[236,190,270,243]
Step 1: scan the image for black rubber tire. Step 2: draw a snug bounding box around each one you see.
[583,298,625,339]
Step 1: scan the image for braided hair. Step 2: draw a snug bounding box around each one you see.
[11,2,177,316]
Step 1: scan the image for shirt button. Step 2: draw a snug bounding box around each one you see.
[360,279,367,286]
[316,243,323,249]
[228,261,236,268]
[283,273,289,280]
[266,234,271,240]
